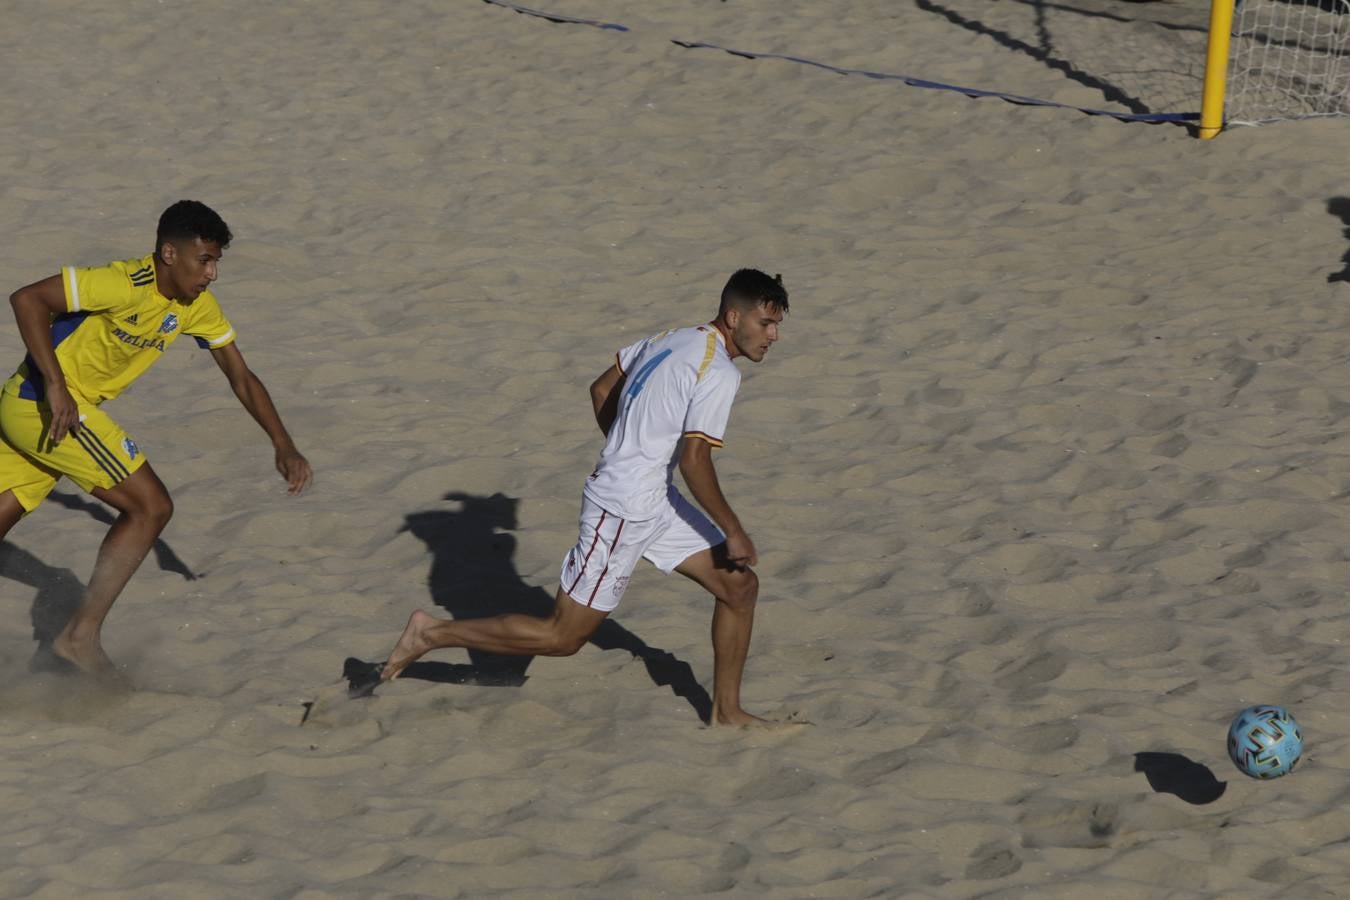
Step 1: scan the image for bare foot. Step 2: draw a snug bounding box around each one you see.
[712,705,774,728]
[712,705,813,730]
[380,610,435,681]
[51,633,125,683]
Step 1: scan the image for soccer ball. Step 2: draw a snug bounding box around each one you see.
[1227,705,1303,779]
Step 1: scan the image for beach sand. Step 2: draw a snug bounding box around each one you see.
[2,0,1350,895]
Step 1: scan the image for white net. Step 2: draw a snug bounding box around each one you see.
[1226,0,1350,125]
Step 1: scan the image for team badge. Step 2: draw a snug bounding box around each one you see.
[122,438,139,460]
[159,313,179,334]
[612,576,630,598]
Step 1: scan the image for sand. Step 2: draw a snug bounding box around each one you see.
[2,0,1349,896]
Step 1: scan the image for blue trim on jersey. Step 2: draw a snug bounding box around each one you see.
[50,311,89,348]
[624,348,672,400]
[17,311,90,401]
[193,336,211,349]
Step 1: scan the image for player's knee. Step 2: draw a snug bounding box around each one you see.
[720,568,758,611]
[542,631,589,657]
[154,492,174,525]
[137,491,174,530]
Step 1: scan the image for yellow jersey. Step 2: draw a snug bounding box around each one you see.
[4,255,236,406]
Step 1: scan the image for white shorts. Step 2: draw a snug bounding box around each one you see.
[560,486,725,612]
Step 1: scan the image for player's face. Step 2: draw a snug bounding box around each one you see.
[731,302,783,363]
[162,238,222,302]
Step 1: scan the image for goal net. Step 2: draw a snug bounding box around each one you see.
[1224,0,1350,125]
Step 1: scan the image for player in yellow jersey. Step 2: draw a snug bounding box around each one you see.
[0,200,312,678]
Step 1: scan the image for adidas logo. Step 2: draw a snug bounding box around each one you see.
[124,313,139,325]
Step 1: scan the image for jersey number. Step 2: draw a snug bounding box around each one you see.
[625,349,672,400]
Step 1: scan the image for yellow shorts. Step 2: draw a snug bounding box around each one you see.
[0,393,146,512]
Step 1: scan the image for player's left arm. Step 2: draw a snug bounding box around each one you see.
[210,343,312,494]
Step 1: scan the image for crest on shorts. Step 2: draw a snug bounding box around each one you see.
[612,576,630,598]
[158,313,179,335]
[122,438,139,460]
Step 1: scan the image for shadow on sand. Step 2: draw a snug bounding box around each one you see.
[0,490,198,667]
[1328,196,1350,284]
[1133,751,1227,804]
[914,0,1156,115]
[347,491,713,722]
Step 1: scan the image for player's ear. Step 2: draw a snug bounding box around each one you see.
[158,241,178,265]
[724,307,741,329]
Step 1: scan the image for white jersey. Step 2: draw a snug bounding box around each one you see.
[583,324,741,520]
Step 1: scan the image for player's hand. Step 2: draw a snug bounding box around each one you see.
[45,384,80,447]
[724,529,758,570]
[275,446,313,494]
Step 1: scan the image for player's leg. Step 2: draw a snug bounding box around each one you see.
[649,488,766,726]
[381,587,610,681]
[0,490,25,541]
[0,409,63,540]
[674,546,765,727]
[52,463,172,675]
[3,402,171,674]
[380,497,647,682]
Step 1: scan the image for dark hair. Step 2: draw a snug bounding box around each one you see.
[156,200,232,252]
[718,268,789,316]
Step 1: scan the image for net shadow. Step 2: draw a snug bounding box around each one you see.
[914,0,1155,115]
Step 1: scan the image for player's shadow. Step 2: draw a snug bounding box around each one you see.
[376,491,713,721]
[1,542,85,652]
[1133,752,1227,804]
[1327,197,1350,283]
[0,490,197,659]
[44,490,199,581]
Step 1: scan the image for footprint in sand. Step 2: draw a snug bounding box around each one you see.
[1018,799,1121,849]
[965,841,1022,879]
[994,650,1068,691]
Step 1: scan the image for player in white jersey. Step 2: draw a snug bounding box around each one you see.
[376,270,788,726]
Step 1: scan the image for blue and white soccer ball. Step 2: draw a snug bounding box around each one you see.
[1227,705,1303,779]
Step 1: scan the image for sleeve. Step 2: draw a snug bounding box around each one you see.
[615,336,649,376]
[683,365,740,448]
[183,291,237,349]
[64,264,132,314]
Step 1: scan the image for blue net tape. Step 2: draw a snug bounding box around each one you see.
[482,0,628,31]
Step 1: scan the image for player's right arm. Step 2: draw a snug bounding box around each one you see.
[678,437,757,568]
[9,275,79,443]
[589,363,626,436]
